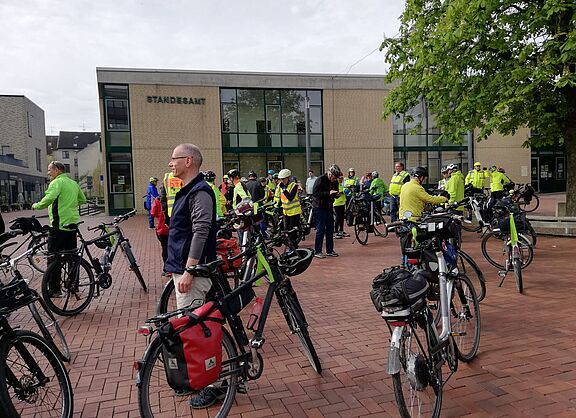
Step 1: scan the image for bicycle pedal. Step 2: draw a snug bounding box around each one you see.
[451,331,466,337]
[250,338,265,349]
[498,271,506,277]
[237,382,248,394]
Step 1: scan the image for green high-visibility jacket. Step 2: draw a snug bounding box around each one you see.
[33,173,86,230]
[446,170,465,209]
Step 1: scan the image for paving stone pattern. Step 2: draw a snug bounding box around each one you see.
[4,209,576,417]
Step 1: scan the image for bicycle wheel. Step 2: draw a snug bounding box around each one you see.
[372,211,388,238]
[354,220,369,245]
[137,330,238,418]
[455,250,486,302]
[481,231,534,270]
[392,323,442,418]
[461,206,481,233]
[157,279,177,314]
[27,235,49,273]
[42,255,95,317]
[451,274,481,362]
[0,330,73,418]
[519,194,539,213]
[29,299,71,362]
[279,290,322,373]
[121,241,148,292]
[513,258,523,294]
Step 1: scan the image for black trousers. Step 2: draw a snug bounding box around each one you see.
[156,233,169,270]
[47,229,78,291]
[284,214,300,248]
[334,205,345,233]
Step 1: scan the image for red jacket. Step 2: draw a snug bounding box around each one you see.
[150,197,169,236]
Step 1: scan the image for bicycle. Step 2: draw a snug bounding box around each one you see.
[137,213,320,417]
[351,191,388,245]
[377,211,481,417]
[510,183,539,213]
[0,230,71,362]
[0,266,73,417]
[3,216,51,273]
[41,209,147,316]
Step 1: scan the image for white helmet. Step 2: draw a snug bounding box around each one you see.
[278,168,292,179]
[447,163,458,171]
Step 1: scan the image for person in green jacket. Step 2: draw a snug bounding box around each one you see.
[399,167,448,221]
[32,161,86,296]
[489,166,512,199]
[369,171,387,213]
[445,163,465,212]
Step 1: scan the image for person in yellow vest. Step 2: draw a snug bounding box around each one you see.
[333,175,348,239]
[228,168,251,208]
[389,161,410,222]
[161,172,183,222]
[489,166,512,200]
[277,168,302,248]
[265,169,276,198]
[399,167,448,221]
[343,168,360,201]
[205,171,226,217]
[465,162,489,195]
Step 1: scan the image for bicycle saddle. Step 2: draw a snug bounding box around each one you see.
[186,259,225,277]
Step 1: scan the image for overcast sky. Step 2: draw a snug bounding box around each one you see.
[0,0,405,135]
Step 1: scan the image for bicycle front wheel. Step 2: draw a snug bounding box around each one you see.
[455,250,486,302]
[42,255,95,317]
[513,258,523,294]
[354,221,369,245]
[481,232,534,270]
[137,330,239,418]
[392,324,442,418]
[157,279,176,314]
[121,241,148,292]
[0,330,73,418]
[29,299,71,362]
[372,211,388,238]
[451,274,481,362]
[519,194,539,213]
[27,235,49,273]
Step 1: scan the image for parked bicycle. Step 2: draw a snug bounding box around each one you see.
[137,209,320,417]
[350,191,388,245]
[3,216,51,273]
[510,183,539,213]
[0,230,71,362]
[41,209,147,316]
[373,209,481,418]
[0,246,73,417]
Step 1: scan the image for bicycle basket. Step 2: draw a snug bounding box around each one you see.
[0,280,35,314]
[278,248,314,277]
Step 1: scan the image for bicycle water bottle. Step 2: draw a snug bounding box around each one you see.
[247,297,263,331]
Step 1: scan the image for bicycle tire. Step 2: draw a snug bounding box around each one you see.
[372,211,388,238]
[157,279,176,315]
[354,221,369,245]
[451,274,481,362]
[527,224,537,247]
[455,250,486,302]
[0,330,73,418]
[29,299,71,362]
[280,291,322,373]
[27,235,49,273]
[137,329,239,418]
[513,258,523,294]
[481,231,534,270]
[42,255,96,317]
[520,194,539,213]
[392,323,442,418]
[121,241,148,292]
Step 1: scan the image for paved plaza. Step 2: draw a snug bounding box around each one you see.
[3,202,576,417]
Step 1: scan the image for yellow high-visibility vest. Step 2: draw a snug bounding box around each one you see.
[389,171,409,196]
[278,182,302,216]
[163,173,183,217]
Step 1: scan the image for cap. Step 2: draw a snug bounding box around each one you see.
[474,162,482,167]
[278,168,292,179]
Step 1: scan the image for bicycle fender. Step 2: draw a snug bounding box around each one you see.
[387,326,404,375]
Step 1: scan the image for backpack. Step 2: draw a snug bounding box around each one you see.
[370,266,430,312]
[158,302,225,391]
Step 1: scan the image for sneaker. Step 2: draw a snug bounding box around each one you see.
[189,386,227,409]
[334,233,342,239]
[314,252,326,259]
[326,251,339,257]
[174,389,193,397]
[341,232,350,237]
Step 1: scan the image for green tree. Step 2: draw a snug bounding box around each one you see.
[382,0,576,213]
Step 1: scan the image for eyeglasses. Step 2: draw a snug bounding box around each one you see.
[171,155,192,161]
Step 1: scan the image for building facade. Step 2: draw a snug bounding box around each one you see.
[96,68,551,215]
[0,95,47,210]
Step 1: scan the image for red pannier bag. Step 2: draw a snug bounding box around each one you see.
[158,302,225,391]
[216,237,242,273]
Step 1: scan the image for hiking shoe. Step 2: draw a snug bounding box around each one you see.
[189,386,227,409]
[314,252,326,259]
[326,251,339,257]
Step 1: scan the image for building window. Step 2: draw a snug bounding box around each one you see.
[105,99,130,130]
[27,112,33,137]
[62,151,70,159]
[64,164,71,173]
[35,148,41,171]
[74,158,78,167]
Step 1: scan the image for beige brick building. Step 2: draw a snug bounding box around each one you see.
[96,68,546,215]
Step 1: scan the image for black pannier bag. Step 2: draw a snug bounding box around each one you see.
[370,266,430,312]
[496,212,529,233]
[158,302,226,391]
[9,217,45,234]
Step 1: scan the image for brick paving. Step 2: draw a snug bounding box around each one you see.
[3,206,576,417]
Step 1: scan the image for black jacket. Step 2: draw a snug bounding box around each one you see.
[312,174,337,209]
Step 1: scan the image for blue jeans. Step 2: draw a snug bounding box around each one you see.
[147,211,155,228]
[314,207,334,254]
[390,196,400,222]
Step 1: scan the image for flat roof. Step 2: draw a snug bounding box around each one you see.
[96,67,390,90]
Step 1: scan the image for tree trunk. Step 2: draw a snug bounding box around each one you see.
[564,85,576,216]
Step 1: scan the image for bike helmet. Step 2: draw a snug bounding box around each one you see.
[410,166,428,177]
[205,170,216,181]
[348,168,355,173]
[371,171,379,178]
[248,170,257,178]
[273,173,279,179]
[149,177,158,183]
[278,168,292,179]
[446,163,458,171]
[441,166,448,173]
[278,249,314,277]
[329,164,343,178]
[227,168,240,179]
[267,169,275,175]
[258,177,266,183]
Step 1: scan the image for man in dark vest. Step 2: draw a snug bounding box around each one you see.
[165,143,217,310]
